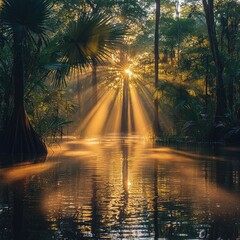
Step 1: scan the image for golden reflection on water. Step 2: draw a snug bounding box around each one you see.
[0,137,240,239]
[0,162,56,184]
[40,137,240,239]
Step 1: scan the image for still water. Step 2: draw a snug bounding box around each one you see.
[0,136,240,239]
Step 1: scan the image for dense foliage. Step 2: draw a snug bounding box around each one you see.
[0,0,240,155]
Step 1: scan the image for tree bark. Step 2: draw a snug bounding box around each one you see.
[202,0,227,123]
[3,31,47,159]
[77,77,82,116]
[92,58,98,105]
[121,76,129,133]
[153,0,162,135]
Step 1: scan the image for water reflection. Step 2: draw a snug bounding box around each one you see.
[0,137,240,239]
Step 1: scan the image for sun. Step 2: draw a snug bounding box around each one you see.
[125,68,133,76]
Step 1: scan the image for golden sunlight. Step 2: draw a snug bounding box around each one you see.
[72,65,159,137]
[0,162,56,184]
[125,68,133,76]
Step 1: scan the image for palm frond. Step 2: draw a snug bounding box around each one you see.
[60,12,127,69]
[0,0,51,46]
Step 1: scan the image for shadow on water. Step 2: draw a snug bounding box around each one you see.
[0,155,48,240]
[0,137,240,239]
[0,154,46,168]
[150,143,240,239]
[160,143,240,192]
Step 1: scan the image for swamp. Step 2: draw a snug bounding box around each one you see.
[0,0,240,239]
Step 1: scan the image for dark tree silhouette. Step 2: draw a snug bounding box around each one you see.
[202,0,227,123]
[0,0,50,157]
[153,0,162,135]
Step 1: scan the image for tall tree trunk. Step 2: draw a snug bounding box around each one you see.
[92,58,98,105]
[3,32,47,159]
[77,77,82,116]
[202,0,227,123]
[153,0,162,135]
[175,0,180,66]
[89,3,99,107]
[121,76,129,133]
[225,12,236,114]
[205,55,209,114]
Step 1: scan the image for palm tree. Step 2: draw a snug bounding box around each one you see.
[59,12,126,106]
[153,0,162,136]
[0,0,50,158]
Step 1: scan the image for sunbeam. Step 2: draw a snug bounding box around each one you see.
[71,65,172,137]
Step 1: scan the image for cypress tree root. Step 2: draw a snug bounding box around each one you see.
[2,108,47,159]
